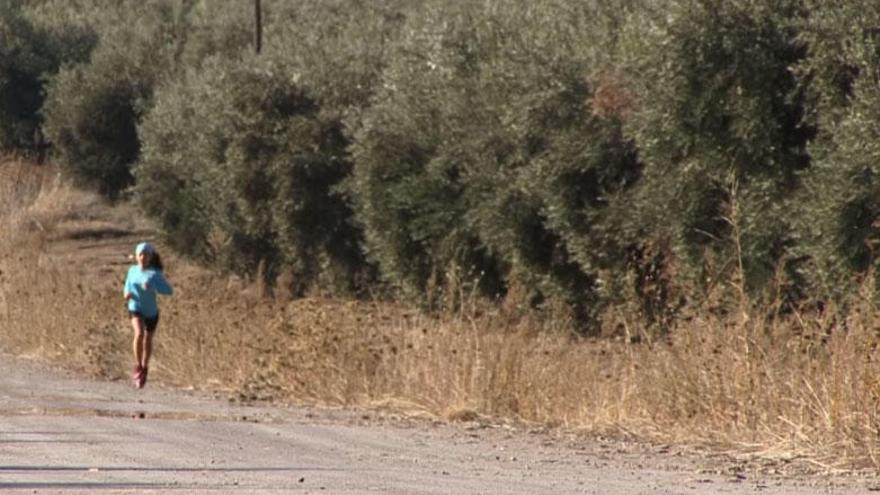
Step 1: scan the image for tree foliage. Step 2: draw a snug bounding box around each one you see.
[795,1,880,296]
[350,1,643,322]
[618,0,813,308]
[0,0,94,151]
[38,0,257,198]
[137,57,365,294]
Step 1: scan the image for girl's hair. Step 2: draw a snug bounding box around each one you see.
[148,252,164,272]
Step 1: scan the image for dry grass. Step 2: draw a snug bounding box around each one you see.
[3,156,880,471]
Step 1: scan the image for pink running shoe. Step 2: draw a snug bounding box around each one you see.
[139,367,149,389]
[132,365,144,389]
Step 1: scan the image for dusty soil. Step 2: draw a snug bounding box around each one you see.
[1,353,878,494]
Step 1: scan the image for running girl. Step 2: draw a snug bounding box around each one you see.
[123,242,173,389]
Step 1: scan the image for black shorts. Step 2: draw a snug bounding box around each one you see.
[129,311,160,332]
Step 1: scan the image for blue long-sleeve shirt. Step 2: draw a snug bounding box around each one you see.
[123,265,173,318]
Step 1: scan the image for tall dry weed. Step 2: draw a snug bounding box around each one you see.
[0,156,56,224]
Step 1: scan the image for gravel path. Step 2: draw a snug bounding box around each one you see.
[0,353,875,494]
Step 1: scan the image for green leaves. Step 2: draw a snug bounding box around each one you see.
[796,1,880,295]
[349,1,640,321]
[138,57,365,294]
[618,0,813,306]
[0,1,94,151]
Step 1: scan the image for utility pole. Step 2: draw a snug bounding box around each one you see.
[254,0,262,54]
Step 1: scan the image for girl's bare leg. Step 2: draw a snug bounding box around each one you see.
[131,317,146,369]
[142,331,153,370]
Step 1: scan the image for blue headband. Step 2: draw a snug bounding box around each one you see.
[135,242,154,255]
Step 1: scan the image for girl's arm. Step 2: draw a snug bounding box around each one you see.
[123,269,134,300]
[148,271,174,295]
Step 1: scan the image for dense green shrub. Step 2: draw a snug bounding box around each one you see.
[617,0,813,307]
[0,3,47,151]
[40,1,195,197]
[349,3,527,303]
[463,2,646,321]
[38,0,258,198]
[42,52,150,197]
[178,1,254,68]
[349,1,643,322]
[795,2,880,297]
[265,0,419,111]
[137,57,365,294]
[0,0,94,151]
[134,0,409,291]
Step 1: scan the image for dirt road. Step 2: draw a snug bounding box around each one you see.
[0,353,874,494]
